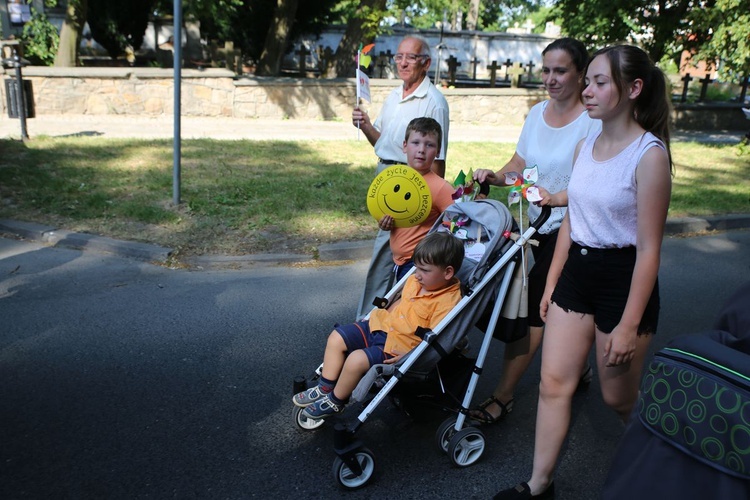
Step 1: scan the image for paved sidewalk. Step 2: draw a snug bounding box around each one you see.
[0,114,526,143]
[0,114,746,143]
[0,114,747,267]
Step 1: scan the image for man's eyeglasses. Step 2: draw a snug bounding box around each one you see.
[393,53,428,64]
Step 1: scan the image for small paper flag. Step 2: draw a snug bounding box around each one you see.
[358,43,375,69]
[356,68,371,103]
[453,170,466,187]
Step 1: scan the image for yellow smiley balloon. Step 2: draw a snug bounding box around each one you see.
[366,165,433,228]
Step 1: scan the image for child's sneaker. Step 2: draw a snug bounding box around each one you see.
[293,385,329,407]
[301,395,344,420]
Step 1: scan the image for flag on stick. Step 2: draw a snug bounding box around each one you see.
[355,43,375,139]
[356,69,371,103]
[356,43,375,104]
[358,43,375,69]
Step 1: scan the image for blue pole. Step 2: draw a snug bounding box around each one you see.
[172,0,182,206]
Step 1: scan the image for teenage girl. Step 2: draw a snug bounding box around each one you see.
[493,44,673,500]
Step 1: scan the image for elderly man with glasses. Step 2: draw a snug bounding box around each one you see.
[351,34,451,319]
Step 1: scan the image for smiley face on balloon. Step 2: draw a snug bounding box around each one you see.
[366,166,433,228]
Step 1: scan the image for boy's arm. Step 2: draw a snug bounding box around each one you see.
[432,160,446,179]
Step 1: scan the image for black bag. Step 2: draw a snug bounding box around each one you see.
[602,281,750,499]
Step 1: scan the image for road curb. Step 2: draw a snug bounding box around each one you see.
[0,219,173,264]
[664,213,750,235]
[184,253,313,269]
[317,240,374,262]
[2,214,749,267]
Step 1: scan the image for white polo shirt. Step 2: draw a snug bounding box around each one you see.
[372,76,450,165]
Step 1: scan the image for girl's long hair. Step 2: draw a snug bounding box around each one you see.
[589,45,673,171]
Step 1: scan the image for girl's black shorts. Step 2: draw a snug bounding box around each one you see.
[551,242,659,335]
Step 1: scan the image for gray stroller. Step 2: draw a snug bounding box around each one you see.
[292,199,551,490]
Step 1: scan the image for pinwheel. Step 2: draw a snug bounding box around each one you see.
[506,165,542,286]
[506,165,542,206]
[451,169,478,203]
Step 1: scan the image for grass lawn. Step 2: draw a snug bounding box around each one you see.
[0,137,748,258]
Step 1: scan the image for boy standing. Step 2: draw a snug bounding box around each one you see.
[293,231,464,419]
[366,117,457,309]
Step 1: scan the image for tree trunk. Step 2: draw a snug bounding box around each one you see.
[54,0,87,67]
[327,0,387,78]
[256,0,299,76]
[466,0,480,30]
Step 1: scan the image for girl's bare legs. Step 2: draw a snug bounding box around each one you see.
[482,327,592,420]
[527,303,595,495]
[595,329,653,423]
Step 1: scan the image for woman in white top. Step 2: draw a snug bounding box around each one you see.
[493,45,673,500]
[471,38,600,425]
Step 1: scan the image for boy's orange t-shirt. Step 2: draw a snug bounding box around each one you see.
[369,274,462,356]
[389,169,455,266]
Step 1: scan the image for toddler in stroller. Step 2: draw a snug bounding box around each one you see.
[292,199,551,490]
[292,231,465,420]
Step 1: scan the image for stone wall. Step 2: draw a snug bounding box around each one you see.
[0,67,744,130]
[672,102,749,130]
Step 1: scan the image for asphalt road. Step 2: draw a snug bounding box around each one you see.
[1,230,749,499]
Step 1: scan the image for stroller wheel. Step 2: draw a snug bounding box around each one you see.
[293,405,325,431]
[332,447,376,490]
[435,416,459,454]
[448,427,486,467]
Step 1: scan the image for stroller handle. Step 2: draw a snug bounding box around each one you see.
[531,204,552,231]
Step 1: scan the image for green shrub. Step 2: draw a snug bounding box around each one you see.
[20,11,59,65]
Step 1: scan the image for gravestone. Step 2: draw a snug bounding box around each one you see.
[507,62,525,88]
[209,40,241,73]
[318,46,334,75]
[525,60,536,80]
[296,45,310,77]
[446,55,461,86]
[680,74,693,102]
[503,58,513,83]
[488,60,501,87]
[469,56,481,80]
[377,50,393,78]
[698,73,714,102]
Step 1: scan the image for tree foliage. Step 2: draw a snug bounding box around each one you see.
[87,0,156,60]
[20,10,59,65]
[386,0,543,32]
[41,0,747,82]
[327,0,388,78]
[550,0,697,66]
[153,0,338,66]
[688,0,750,79]
[550,0,749,81]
